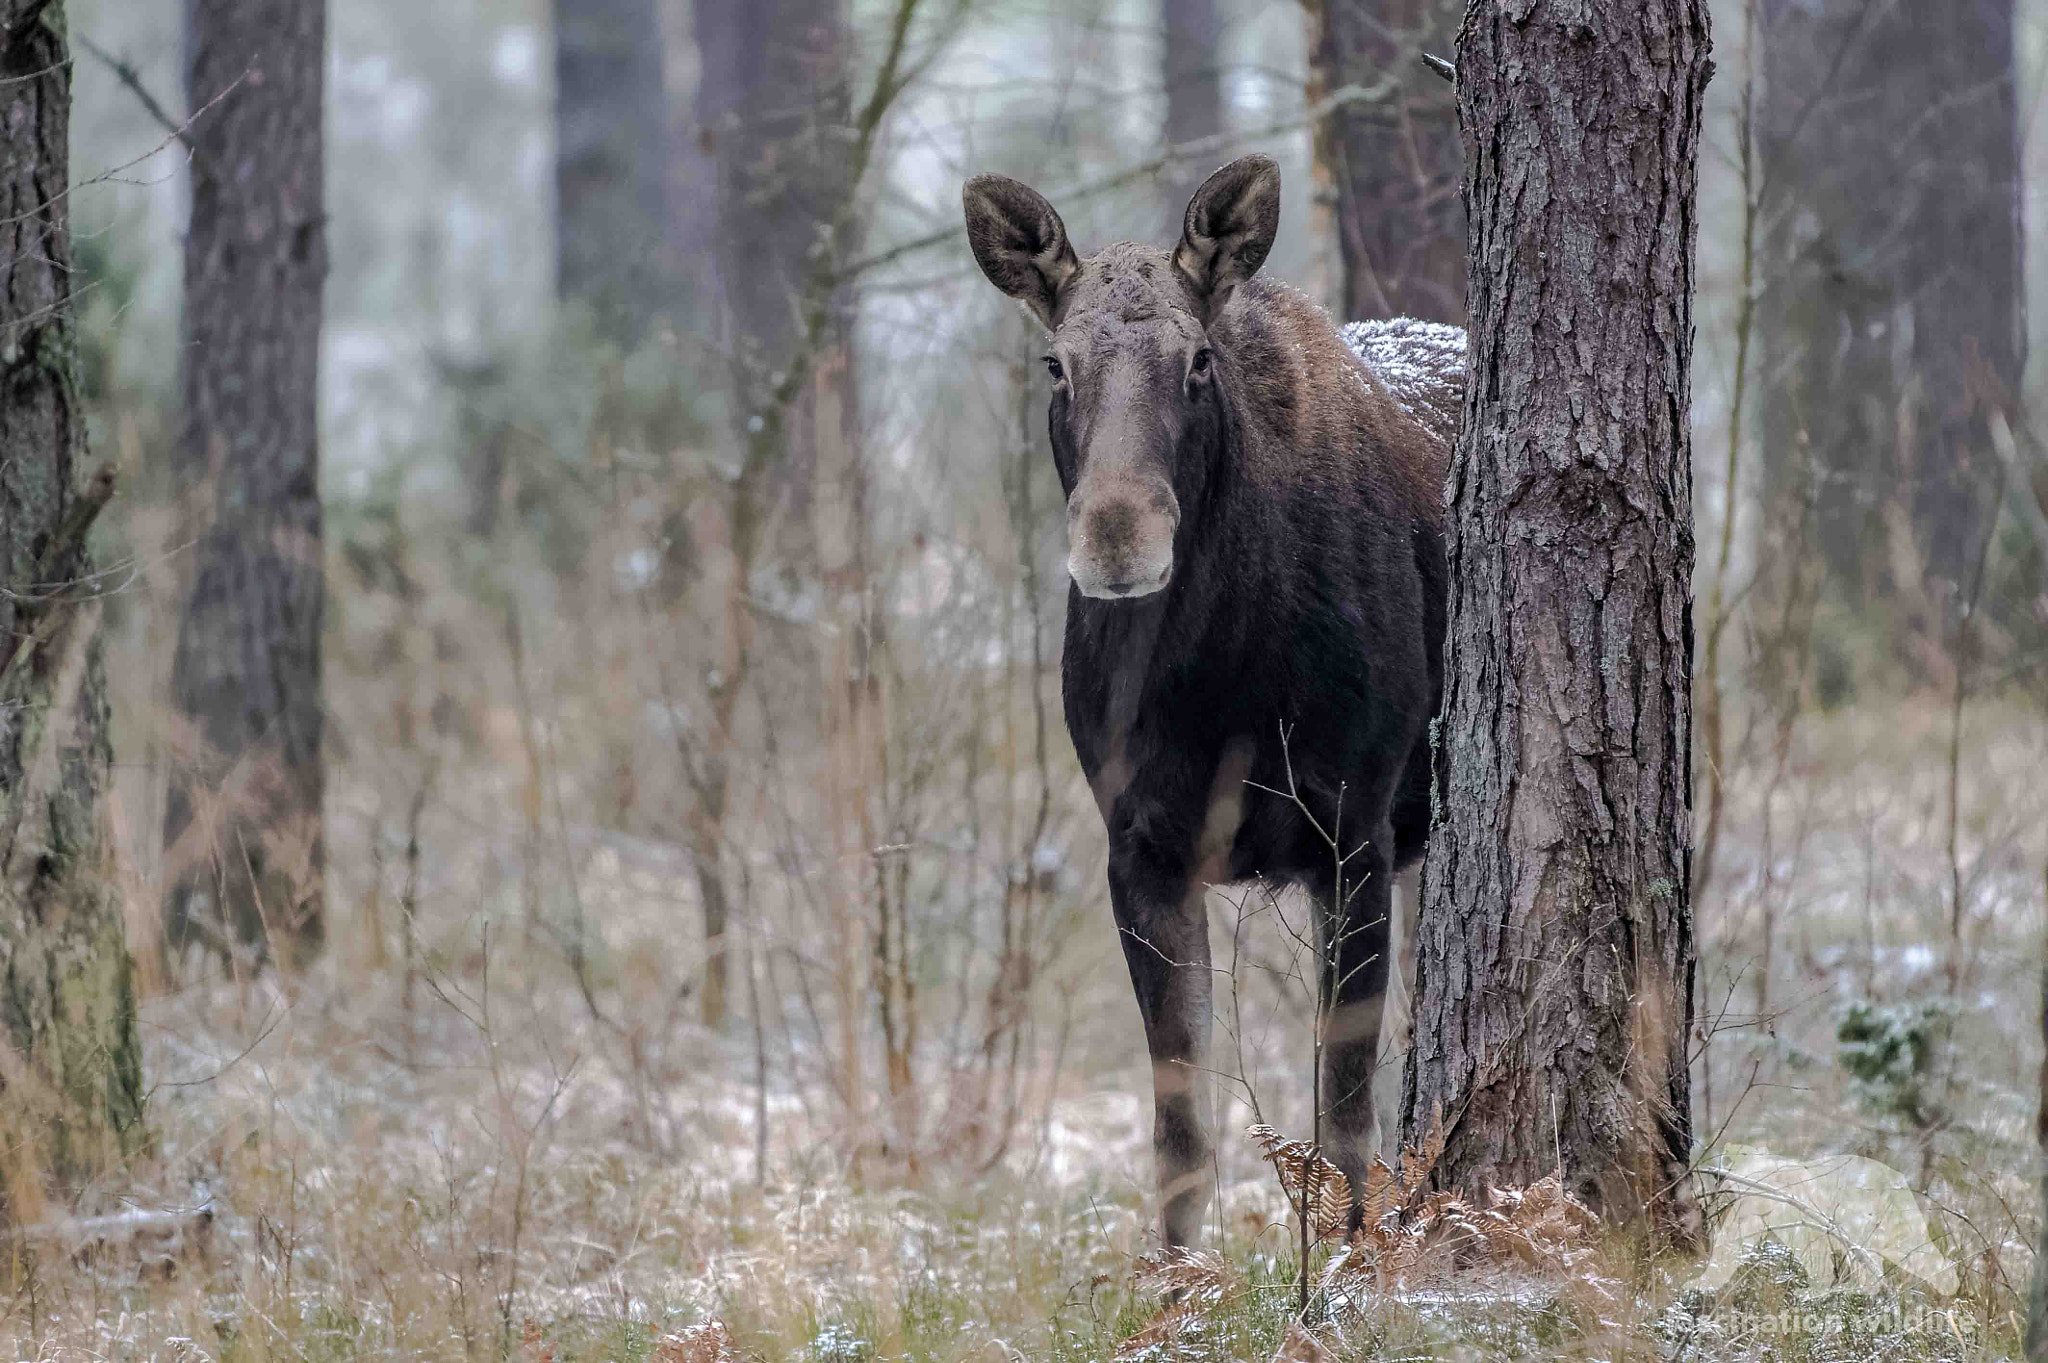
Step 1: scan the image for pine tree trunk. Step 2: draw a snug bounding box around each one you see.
[695,0,851,415]
[164,0,328,970]
[556,0,672,343]
[0,0,145,1206]
[1401,0,1707,1237]
[1754,0,2020,674]
[2030,920,2047,1361]
[1307,0,1465,324]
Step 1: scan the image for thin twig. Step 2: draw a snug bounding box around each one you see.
[838,82,1394,282]
[1987,409,2048,556]
[74,32,193,154]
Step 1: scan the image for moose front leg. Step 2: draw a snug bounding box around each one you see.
[1109,846,1214,1249]
[1308,821,1395,1233]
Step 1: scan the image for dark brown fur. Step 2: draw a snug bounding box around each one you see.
[964,156,1461,1248]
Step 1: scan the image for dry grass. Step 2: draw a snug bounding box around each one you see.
[7,387,2041,1360]
[0,694,2037,1360]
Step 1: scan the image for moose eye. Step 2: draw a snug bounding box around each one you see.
[1189,347,1213,379]
[1043,355,1065,383]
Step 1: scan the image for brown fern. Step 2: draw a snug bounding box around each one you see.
[1240,1108,1613,1303]
[1114,1300,1204,1359]
[1130,1246,1239,1301]
[1399,1102,1445,1197]
[1246,1122,1353,1244]
[1269,1322,1336,1361]
[1118,1248,1245,1358]
[1357,1154,1399,1232]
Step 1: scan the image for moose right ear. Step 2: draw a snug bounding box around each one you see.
[963,174,1079,329]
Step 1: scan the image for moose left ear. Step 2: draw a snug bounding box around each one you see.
[964,173,1080,329]
[1174,154,1281,321]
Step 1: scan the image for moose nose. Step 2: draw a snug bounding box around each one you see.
[1068,491,1177,600]
[1095,555,1175,595]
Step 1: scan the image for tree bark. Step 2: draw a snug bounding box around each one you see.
[556,0,672,343]
[1307,0,1465,324]
[1402,0,1707,1239]
[0,0,145,1207]
[164,0,328,970]
[1754,0,2020,667]
[1160,0,1225,217]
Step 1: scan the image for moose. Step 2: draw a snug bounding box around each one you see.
[962,154,1463,1248]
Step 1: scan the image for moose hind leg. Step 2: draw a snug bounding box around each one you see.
[1110,848,1214,1249]
[1309,826,1394,1232]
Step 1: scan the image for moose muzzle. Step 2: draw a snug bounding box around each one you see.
[1068,481,1178,599]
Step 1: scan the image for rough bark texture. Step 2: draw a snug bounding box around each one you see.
[1754,0,2020,663]
[1401,0,1706,1237]
[0,0,145,1205]
[556,0,672,342]
[1160,0,1225,216]
[164,0,328,968]
[1307,0,1465,324]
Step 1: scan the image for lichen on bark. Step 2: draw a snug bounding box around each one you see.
[1,0,146,1213]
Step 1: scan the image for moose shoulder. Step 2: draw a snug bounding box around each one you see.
[962,155,1462,1249]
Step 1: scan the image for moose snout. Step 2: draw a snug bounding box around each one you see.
[1067,487,1178,600]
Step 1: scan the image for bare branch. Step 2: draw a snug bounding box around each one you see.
[1988,410,2048,558]
[75,31,193,154]
[840,80,1397,282]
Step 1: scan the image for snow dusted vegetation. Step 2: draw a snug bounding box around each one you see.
[4,698,2038,1358]
[24,1,2043,1356]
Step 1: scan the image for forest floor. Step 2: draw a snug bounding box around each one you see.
[3,695,2043,1361]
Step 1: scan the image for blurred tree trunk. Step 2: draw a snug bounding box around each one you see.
[689,0,858,1028]
[164,0,328,970]
[1755,0,2020,679]
[695,0,854,466]
[666,7,719,342]
[1159,0,1225,217]
[1402,0,1706,1238]
[556,0,673,343]
[1306,0,1464,324]
[2031,916,2047,1360]
[0,0,145,1206]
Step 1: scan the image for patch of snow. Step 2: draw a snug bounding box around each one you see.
[1339,317,1466,446]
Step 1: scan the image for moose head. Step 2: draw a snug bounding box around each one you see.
[962,155,1282,600]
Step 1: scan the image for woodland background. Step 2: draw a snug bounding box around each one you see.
[1,0,2045,1355]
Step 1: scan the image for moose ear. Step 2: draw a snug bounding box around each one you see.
[1174,154,1281,320]
[963,174,1079,329]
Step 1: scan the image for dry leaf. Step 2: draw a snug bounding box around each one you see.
[657,1319,737,1363]
[1130,1246,1238,1301]
[1246,1123,1352,1243]
[1269,1321,1335,1361]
